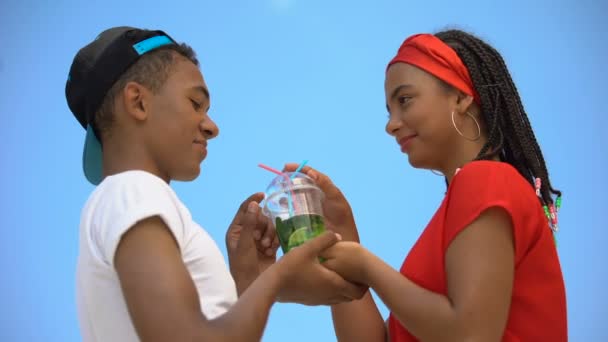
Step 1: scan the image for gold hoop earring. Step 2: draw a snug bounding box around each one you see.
[451,110,481,141]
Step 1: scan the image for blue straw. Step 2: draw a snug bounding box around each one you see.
[291,160,308,179]
[287,193,294,217]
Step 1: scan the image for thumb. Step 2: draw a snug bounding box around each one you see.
[230,192,265,227]
[300,231,341,256]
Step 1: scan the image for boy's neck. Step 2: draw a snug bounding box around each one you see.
[101,140,170,184]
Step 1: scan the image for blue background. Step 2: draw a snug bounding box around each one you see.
[1,0,606,340]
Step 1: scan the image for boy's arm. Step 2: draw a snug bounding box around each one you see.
[115,209,367,342]
[115,216,279,342]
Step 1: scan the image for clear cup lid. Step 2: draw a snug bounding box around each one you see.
[264,171,320,196]
[262,171,323,218]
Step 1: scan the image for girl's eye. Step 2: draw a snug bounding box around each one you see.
[398,96,411,105]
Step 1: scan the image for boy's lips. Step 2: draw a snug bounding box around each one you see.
[193,139,207,155]
[193,139,207,147]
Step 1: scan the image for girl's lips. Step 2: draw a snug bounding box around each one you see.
[398,134,417,152]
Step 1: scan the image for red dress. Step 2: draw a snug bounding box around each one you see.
[388,161,567,341]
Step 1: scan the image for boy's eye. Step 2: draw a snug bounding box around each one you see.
[191,99,202,110]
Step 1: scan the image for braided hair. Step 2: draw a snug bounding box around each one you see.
[435,30,561,221]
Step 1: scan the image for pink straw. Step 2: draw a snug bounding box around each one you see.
[257,163,284,176]
[258,163,299,215]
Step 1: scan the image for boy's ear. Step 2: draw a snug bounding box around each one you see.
[121,81,150,122]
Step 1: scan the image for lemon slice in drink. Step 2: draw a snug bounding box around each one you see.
[287,227,312,250]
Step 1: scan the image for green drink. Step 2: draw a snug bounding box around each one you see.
[275,214,326,253]
[262,171,326,254]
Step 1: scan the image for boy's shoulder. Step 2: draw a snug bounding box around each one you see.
[82,170,183,221]
[79,170,191,266]
[92,170,172,200]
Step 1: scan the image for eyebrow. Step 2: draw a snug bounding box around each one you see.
[191,85,211,111]
[386,84,414,113]
[191,85,210,101]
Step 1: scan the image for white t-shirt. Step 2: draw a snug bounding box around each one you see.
[76,170,237,342]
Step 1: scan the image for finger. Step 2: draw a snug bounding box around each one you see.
[284,164,343,200]
[299,231,340,256]
[306,171,343,200]
[336,295,356,303]
[240,193,265,212]
[319,258,343,275]
[352,284,368,300]
[253,212,273,248]
[265,247,277,257]
[333,277,368,300]
[319,257,368,298]
[231,192,265,228]
[260,233,274,248]
[254,224,281,256]
[264,234,280,256]
[266,219,281,251]
[269,218,280,247]
[316,265,367,300]
[237,201,261,244]
[253,210,268,242]
[263,238,280,257]
[272,235,280,249]
[253,217,272,253]
[228,202,262,269]
[283,164,322,184]
[325,296,354,306]
[318,245,337,261]
[283,163,314,174]
[262,221,280,255]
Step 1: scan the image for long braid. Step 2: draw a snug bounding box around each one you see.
[435,30,562,216]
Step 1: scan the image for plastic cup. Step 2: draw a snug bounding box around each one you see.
[262,172,326,253]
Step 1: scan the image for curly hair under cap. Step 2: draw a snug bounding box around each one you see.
[93,43,199,142]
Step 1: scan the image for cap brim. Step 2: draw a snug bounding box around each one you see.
[83,125,103,185]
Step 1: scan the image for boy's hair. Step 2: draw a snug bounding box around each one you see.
[94,43,199,142]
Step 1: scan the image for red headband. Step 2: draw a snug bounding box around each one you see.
[387,33,480,104]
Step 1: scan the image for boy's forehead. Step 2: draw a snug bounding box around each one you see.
[169,59,207,89]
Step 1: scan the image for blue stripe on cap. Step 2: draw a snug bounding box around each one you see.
[132,35,174,55]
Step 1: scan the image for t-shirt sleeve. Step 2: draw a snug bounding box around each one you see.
[443,162,538,259]
[91,173,185,268]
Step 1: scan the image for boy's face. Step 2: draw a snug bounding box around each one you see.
[143,55,219,181]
